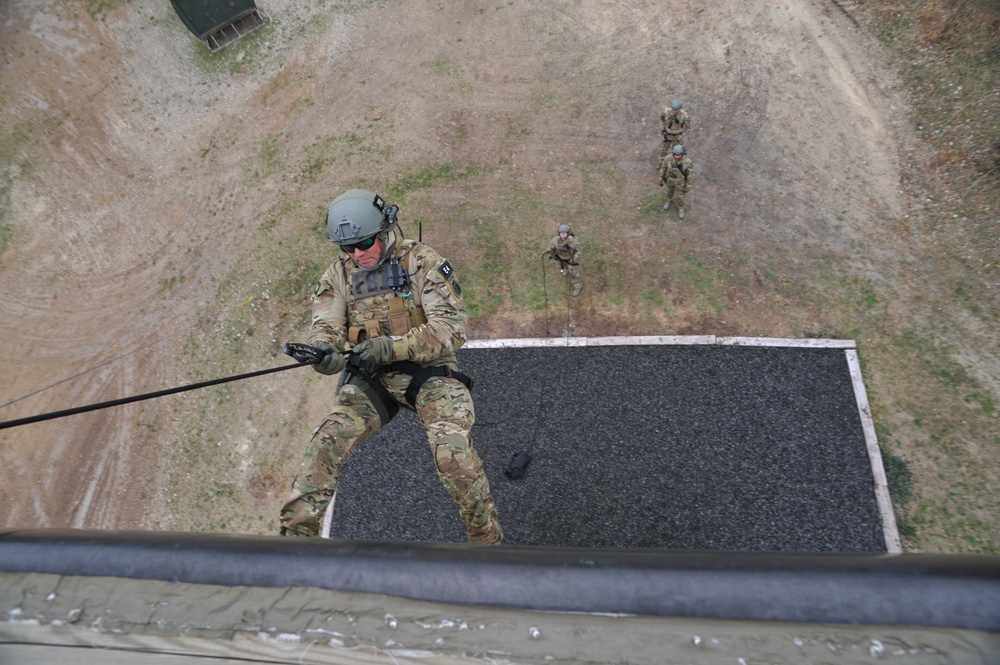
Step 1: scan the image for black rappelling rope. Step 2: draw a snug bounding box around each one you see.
[0,318,215,411]
[542,255,550,336]
[0,360,313,431]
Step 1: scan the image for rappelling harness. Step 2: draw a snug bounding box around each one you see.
[319,242,473,426]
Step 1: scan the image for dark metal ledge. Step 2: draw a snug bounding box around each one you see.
[1,529,997,631]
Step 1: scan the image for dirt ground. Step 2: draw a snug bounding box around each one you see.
[0,1,994,549]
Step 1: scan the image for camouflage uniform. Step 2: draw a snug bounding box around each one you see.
[280,232,504,544]
[659,153,693,216]
[659,106,690,163]
[545,232,583,297]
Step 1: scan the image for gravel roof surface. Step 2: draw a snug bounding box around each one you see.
[327,344,887,552]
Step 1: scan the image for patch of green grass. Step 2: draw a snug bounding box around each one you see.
[0,223,12,263]
[0,95,66,184]
[571,158,620,219]
[82,0,130,21]
[950,277,994,322]
[422,56,460,78]
[874,13,909,46]
[858,282,878,309]
[420,56,472,93]
[792,276,888,339]
[676,250,727,315]
[504,120,530,138]
[258,199,296,232]
[157,273,187,297]
[385,161,490,200]
[455,209,543,309]
[462,218,506,317]
[640,274,667,311]
[319,0,386,15]
[294,133,388,188]
[894,329,972,389]
[246,135,286,184]
[261,65,316,108]
[963,391,995,415]
[0,165,13,260]
[199,140,218,159]
[638,192,667,218]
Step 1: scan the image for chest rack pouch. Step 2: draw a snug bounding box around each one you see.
[349,259,428,343]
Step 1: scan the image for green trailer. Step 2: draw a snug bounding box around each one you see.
[169,0,264,52]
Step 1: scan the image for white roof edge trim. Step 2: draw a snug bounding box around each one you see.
[845,348,903,554]
[465,336,856,349]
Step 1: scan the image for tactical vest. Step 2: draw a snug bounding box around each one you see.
[662,110,687,134]
[554,236,577,262]
[665,114,685,132]
[666,159,690,183]
[335,240,471,422]
[343,243,427,346]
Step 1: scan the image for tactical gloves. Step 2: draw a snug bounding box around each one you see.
[353,336,395,366]
[310,337,394,374]
[312,341,346,375]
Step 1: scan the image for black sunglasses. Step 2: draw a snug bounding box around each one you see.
[339,236,378,253]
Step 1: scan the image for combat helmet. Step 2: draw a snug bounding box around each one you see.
[672,144,686,155]
[670,100,682,111]
[326,188,399,270]
[557,224,571,235]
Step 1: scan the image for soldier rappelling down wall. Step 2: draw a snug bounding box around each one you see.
[280,189,504,544]
[543,224,583,297]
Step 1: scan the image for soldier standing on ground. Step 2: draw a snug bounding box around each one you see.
[659,100,690,165]
[543,224,583,297]
[280,188,504,544]
[659,144,693,219]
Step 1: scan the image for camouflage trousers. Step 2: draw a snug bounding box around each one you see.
[666,181,688,212]
[558,261,583,296]
[279,373,504,544]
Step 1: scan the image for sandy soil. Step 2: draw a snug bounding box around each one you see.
[0,0,966,539]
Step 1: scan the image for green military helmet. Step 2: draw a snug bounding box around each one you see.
[670,100,683,111]
[326,188,396,245]
[672,144,686,155]
[558,224,571,234]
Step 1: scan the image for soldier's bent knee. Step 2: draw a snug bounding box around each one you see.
[278,490,331,537]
